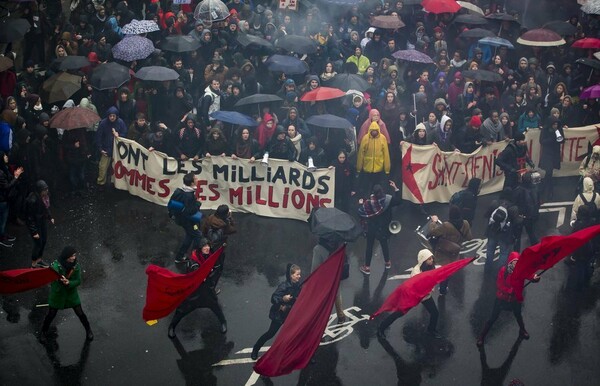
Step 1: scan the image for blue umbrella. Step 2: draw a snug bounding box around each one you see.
[265,54,308,74]
[210,111,258,126]
[112,36,155,62]
[478,36,515,49]
[306,114,353,129]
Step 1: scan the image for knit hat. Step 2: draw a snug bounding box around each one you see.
[414,122,426,133]
[434,98,448,108]
[469,115,482,128]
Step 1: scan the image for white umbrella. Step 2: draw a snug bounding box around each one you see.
[457,1,485,16]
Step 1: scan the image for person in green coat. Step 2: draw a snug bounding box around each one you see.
[39,246,93,343]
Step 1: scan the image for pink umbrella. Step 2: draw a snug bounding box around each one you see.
[580,84,600,99]
[516,28,566,47]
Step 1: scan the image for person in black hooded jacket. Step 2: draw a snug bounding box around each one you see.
[0,151,23,247]
[267,126,297,162]
[25,180,54,268]
[495,132,534,190]
[251,263,302,360]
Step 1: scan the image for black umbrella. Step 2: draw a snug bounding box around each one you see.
[327,73,370,91]
[135,66,180,81]
[462,69,503,82]
[0,18,30,43]
[51,56,91,71]
[237,33,273,50]
[306,114,353,129]
[486,13,520,24]
[543,21,577,36]
[234,94,283,107]
[453,14,488,25]
[576,58,600,71]
[161,35,202,52]
[41,72,82,104]
[458,28,496,39]
[265,54,308,74]
[90,62,131,90]
[275,35,318,54]
[209,111,258,126]
[309,207,362,242]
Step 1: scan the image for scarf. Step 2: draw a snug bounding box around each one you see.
[358,194,390,218]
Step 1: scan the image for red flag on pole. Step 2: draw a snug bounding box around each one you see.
[142,247,223,321]
[253,245,346,377]
[0,267,61,294]
[371,257,474,319]
[510,224,600,301]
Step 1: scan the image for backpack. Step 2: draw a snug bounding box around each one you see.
[579,192,598,216]
[489,205,509,232]
[449,189,468,207]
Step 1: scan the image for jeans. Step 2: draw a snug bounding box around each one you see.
[175,223,203,261]
[485,236,512,271]
[0,201,8,237]
[365,232,390,266]
[31,220,47,262]
[68,162,86,191]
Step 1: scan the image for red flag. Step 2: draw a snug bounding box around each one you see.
[511,224,600,301]
[253,245,346,377]
[371,258,474,319]
[142,248,223,321]
[0,268,60,294]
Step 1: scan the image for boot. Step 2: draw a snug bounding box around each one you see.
[250,347,259,360]
[86,328,94,341]
[220,321,227,334]
[476,322,491,347]
[519,329,529,340]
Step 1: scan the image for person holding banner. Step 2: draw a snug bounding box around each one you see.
[251,263,302,360]
[377,249,441,339]
[495,132,534,190]
[170,173,203,264]
[476,253,540,347]
[39,246,93,344]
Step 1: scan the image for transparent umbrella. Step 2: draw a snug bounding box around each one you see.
[194,0,230,23]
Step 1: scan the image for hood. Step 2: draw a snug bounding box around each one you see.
[15,128,31,145]
[63,99,75,109]
[414,122,426,134]
[368,121,381,135]
[288,107,299,117]
[368,108,381,121]
[413,249,434,273]
[593,145,600,155]
[583,176,595,193]
[499,112,509,121]
[440,115,452,130]
[387,65,398,75]
[36,180,49,192]
[507,251,519,264]
[467,177,481,194]
[274,125,286,137]
[185,113,197,124]
[434,98,447,108]
[39,112,50,122]
[435,71,446,82]
[106,106,119,117]
[365,27,376,37]
[307,75,320,86]
[285,263,294,282]
[263,113,274,123]
[463,81,473,94]
[79,98,91,108]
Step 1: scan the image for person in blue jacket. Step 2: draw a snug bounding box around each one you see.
[95,106,127,187]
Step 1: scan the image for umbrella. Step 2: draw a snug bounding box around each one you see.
[576,58,600,70]
[422,0,461,14]
[370,15,405,29]
[301,87,346,102]
[234,94,283,107]
[41,72,82,104]
[462,69,503,82]
[51,56,91,71]
[194,0,230,23]
[209,111,258,126]
[453,14,488,25]
[485,13,520,23]
[161,35,202,52]
[327,73,370,91]
[121,19,160,35]
[582,2,600,15]
[309,207,362,242]
[543,21,577,36]
[517,29,565,47]
[237,33,273,50]
[595,52,600,61]
[0,56,13,72]
[580,84,600,99]
[458,28,496,39]
[135,66,180,81]
[49,106,101,130]
[90,62,131,90]
[457,1,484,15]
[0,19,30,43]
[572,38,600,49]
[274,35,318,54]
[112,36,155,61]
[392,49,434,63]
[478,36,515,49]
[306,114,353,129]
[265,54,308,74]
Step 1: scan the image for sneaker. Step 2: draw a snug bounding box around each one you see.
[86,329,94,341]
[376,327,387,339]
[168,325,176,339]
[220,321,227,334]
[337,315,347,325]
[4,235,16,242]
[385,261,392,270]
[174,256,189,264]
[0,239,13,248]
[439,286,448,295]
[359,265,371,275]
[32,260,50,268]
[519,329,530,340]
[214,287,221,295]
[427,330,442,339]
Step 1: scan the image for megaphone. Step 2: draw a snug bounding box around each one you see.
[389,220,402,234]
[555,129,563,142]
[307,156,317,172]
[261,151,269,165]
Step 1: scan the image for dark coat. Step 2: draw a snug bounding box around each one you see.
[63,128,89,165]
[48,261,81,309]
[495,141,534,189]
[24,191,52,235]
[539,120,564,171]
[363,190,402,238]
[268,267,301,323]
[95,107,127,156]
[171,187,201,227]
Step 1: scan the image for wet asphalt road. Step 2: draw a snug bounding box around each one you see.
[1,175,599,386]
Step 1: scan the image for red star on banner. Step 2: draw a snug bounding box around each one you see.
[402,144,427,203]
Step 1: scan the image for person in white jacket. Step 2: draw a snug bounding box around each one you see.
[571,176,600,226]
[377,249,441,339]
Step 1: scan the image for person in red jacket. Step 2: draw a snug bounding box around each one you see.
[476,252,540,346]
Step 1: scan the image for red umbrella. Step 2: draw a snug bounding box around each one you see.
[300,87,346,102]
[516,28,566,47]
[49,106,101,130]
[572,38,600,49]
[580,84,600,99]
[422,0,461,14]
